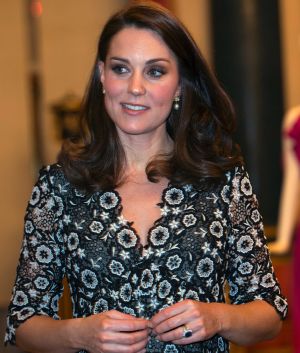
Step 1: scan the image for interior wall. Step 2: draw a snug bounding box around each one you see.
[279,0,300,110]
[174,0,212,64]
[41,0,127,163]
[0,1,34,307]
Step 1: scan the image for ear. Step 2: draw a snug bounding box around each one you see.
[99,61,105,86]
[175,84,181,98]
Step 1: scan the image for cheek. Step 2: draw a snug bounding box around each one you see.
[152,85,176,107]
[104,77,124,98]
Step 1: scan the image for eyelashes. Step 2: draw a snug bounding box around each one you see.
[110,64,167,79]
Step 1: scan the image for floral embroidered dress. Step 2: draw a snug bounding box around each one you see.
[5,164,288,353]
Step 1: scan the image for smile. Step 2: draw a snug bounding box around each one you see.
[121,103,148,111]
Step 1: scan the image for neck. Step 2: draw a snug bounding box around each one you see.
[120,133,173,172]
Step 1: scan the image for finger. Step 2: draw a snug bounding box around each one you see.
[151,300,190,327]
[107,309,147,321]
[101,316,149,332]
[99,334,149,353]
[157,323,193,343]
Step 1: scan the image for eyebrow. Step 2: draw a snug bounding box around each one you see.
[109,56,171,64]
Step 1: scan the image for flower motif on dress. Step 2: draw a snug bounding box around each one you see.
[99,192,119,210]
[67,232,79,251]
[35,245,54,264]
[123,306,136,316]
[120,283,132,302]
[166,254,182,271]
[209,221,224,238]
[164,188,184,205]
[236,235,254,253]
[17,307,35,321]
[141,269,154,289]
[221,184,230,203]
[238,261,253,275]
[50,295,59,312]
[93,298,108,314]
[250,209,261,223]
[13,291,28,306]
[25,220,34,234]
[196,257,214,278]
[218,336,225,351]
[150,226,170,247]
[33,276,50,290]
[164,344,179,353]
[81,269,98,289]
[158,280,172,298]
[182,214,197,228]
[89,221,104,234]
[185,290,199,300]
[117,228,137,249]
[240,176,252,196]
[109,260,125,276]
[274,295,288,314]
[29,186,40,206]
[260,273,276,288]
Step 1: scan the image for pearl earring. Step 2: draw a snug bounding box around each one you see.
[174,96,180,110]
[102,88,106,95]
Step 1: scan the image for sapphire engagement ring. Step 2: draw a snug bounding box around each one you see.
[182,325,193,338]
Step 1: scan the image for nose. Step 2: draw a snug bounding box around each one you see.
[128,72,146,96]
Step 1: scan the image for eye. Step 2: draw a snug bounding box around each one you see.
[147,66,166,78]
[111,64,129,75]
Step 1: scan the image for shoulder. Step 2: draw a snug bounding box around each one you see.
[35,163,72,195]
[38,163,66,183]
[223,165,255,200]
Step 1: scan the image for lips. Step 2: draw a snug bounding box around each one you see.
[121,103,148,111]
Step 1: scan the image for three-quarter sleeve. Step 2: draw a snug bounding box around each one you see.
[226,167,288,319]
[5,166,66,345]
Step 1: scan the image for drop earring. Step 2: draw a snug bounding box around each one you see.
[102,88,106,95]
[174,96,180,110]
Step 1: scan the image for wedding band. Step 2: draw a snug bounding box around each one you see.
[182,324,193,338]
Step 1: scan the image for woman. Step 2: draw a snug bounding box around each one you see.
[5,2,287,352]
[269,106,300,352]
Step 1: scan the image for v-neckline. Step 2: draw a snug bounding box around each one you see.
[113,187,167,252]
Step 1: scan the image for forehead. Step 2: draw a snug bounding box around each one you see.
[106,27,176,61]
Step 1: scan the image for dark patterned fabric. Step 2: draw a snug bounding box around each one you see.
[5,164,288,352]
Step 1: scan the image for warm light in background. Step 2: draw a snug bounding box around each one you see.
[30,0,42,17]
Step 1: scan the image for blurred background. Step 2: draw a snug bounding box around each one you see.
[1,0,299,352]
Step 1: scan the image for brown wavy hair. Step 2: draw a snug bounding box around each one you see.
[58,0,243,192]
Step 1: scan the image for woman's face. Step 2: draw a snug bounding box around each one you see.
[99,27,180,140]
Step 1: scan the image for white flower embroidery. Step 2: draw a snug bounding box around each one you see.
[182,214,197,227]
[150,226,170,246]
[89,221,104,234]
[196,257,214,278]
[236,235,254,253]
[165,188,184,205]
[36,245,53,263]
[68,232,79,251]
[109,260,124,276]
[99,192,119,209]
[166,255,182,270]
[29,186,40,205]
[117,229,137,248]
[81,269,98,289]
[209,221,223,238]
[241,176,252,196]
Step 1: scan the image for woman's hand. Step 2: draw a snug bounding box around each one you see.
[150,300,221,345]
[78,310,150,353]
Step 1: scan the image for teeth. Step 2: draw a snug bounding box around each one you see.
[123,104,146,111]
